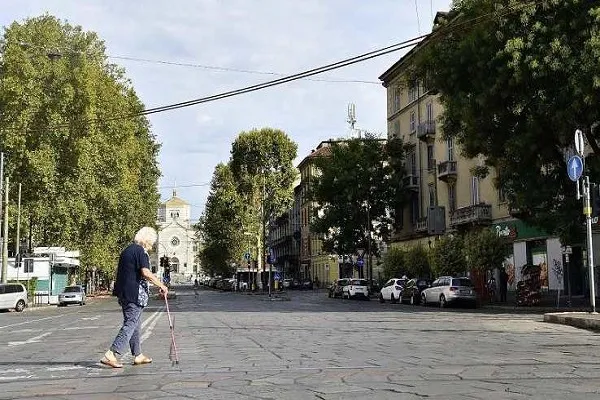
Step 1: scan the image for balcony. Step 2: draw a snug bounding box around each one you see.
[437,160,457,182]
[417,121,436,142]
[415,217,428,233]
[403,174,419,191]
[450,203,492,227]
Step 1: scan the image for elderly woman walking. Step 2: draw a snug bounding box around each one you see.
[101,227,168,368]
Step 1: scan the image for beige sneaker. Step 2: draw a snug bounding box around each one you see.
[100,350,123,368]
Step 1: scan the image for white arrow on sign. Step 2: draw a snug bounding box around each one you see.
[575,129,585,156]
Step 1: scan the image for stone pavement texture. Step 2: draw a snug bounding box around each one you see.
[1,286,600,399]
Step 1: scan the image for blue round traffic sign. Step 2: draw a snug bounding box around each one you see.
[567,155,583,182]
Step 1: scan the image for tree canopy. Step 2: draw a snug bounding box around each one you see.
[414,0,600,241]
[199,128,298,275]
[0,15,160,273]
[198,163,244,278]
[309,137,410,256]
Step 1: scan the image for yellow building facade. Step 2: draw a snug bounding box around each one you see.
[378,14,511,250]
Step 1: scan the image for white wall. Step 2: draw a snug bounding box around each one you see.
[513,241,527,285]
[546,237,563,291]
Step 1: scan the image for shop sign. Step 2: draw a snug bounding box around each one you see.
[494,224,518,240]
[492,220,548,241]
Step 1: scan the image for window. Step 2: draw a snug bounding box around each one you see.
[409,151,417,176]
[448,184,457,212]
[410,111,416,134]
[411,195,420,224]
[393,87,401,111]
[427,145,435,171]
[171,236,180,247]
[408,80,417,102]
[428,184,436,207]
[498,187,506,203]
[446,138,454,161]
[471,176,480,205]
[24,259,33,273]
[426,102,434,122]
[170,210,180,219]
[392,120,400,138]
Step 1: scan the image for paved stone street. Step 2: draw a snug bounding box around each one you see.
[0,286,599,399]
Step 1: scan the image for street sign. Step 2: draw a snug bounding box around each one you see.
[561,246,573,255]
[356,248,365,258]
[244,252,251,261]
[356,259,364,267]
[274,272,281,280]
[567,155,583,182]
[575,129,585,156]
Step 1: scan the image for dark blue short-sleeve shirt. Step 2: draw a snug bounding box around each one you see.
[113,243,149,304]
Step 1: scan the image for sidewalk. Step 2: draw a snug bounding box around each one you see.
[544,312,600,332]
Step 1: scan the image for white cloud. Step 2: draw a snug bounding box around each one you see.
[1,0,452,219]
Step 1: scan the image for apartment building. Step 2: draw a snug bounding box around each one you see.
[378,12,566,293]
[297,141,338,287]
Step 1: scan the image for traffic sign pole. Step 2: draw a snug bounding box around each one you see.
[584,176,597,313]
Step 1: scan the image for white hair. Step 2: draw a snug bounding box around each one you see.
[134,226,158,249]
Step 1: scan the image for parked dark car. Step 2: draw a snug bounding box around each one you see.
[328,278,350,298]
[301,279,313,290]
[400,278,432,305]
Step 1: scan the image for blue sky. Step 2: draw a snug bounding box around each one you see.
[2,0,451,221]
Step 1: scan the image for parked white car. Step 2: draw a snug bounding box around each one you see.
[0,283,28,312]
[421,276,477,308]
[379,278,408,303]
[343,279,370,300]
[58,285,86,306]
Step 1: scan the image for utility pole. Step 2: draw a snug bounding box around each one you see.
[15,183,22,282]
[0,152,4,281]
[1,176,8,284]
[571,129,596,313]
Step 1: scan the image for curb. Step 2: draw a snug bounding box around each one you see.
[543,312,600,332]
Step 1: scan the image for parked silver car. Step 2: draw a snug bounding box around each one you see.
[58,285,86,306]
[421,276,477,308]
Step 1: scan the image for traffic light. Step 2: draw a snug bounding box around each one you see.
[592,184,600,218]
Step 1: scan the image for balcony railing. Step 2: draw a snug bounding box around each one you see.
[415,217,428,233]
[450,203,492,227]
[437,160,457,182]
[417,121,436,141]
[403,174,419,191]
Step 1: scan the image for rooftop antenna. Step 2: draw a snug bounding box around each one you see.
[347,103,358,138]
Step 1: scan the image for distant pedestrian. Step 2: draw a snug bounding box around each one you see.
[101,227,168,368]
[499,267,509,303]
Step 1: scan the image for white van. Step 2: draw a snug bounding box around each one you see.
[0,283,28,312]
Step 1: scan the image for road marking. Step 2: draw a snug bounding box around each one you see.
[81,316,100,321]
[64,326,101,331]
[46,365,84,372]
[0,315,65,330]
[0,375,33,381]
[8,332,52,347]
[0,368,28,374]
[141,308,163,343]
[141,307,163,330]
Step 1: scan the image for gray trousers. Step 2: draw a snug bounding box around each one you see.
[110,300,143,356]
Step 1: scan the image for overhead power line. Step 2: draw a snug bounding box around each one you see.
[108,55,381,85]
[7,0,544,133]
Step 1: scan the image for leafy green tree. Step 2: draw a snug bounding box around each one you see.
[463,228,511,272]
[0,15,160,274]
[413,0,600,241]
[309,137,410,257]
[198,163,244,277]
[230,128,298,269]
[404,245,432,278]
[430,235,466,277]
[382,247,407,280]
